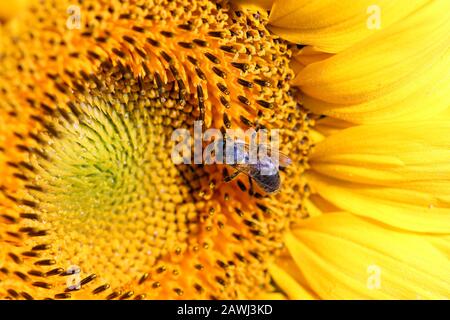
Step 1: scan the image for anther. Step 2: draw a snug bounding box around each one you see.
[220,45,237,53]
[178,24,193,31]
[217,260,228,269]
[119,13,131,19]
[238,95,251,106]
[21,251,39,258]
[215,276,226,286]
[112,48,126,58]
[220,96,230,108]
[160,51,173,64]
[208,31,225,38]
[120,291,134,300]
[205,52,220,64]
[135,48,147,59]
[45,268,64,277]
[217,83,230,95]
[87,50,102,60]
[34,259,56,266]
[80,274,97,286]
[256,203,269,213]
[156,266,166,273]
[7,289,19,298]
[132,26,145,33]
[235,208,244,217]
[178,42,194,49]
[21,292,34,300]
[80,31,93,37]
[8,253,22,264]
[169,65,180,79]
[254,79,271,87]
[233,233,245,241]
[1,214,16,223]
[138,273,149,285]
[234,252,247,262]
[231,62,249,72]
[187,56,198,66]
[28,270,45,277]
[28,230,47,237]
[14,271,29,281]
[195,67,206,80]
[223,113,231,129]
[154,72,164,92]
[193,39,208,47]
[32,281,52,289]
[194,284,204,293]
[212,66,226,78]
[160,31,174,38]
[146,38,160,47]
[106,291,121,300]
[31,244,50,251]
[256,100,273,109]
[194,264,204,270]
[237,78,253,88]
[174,288,184,296]
[92,284,110,294]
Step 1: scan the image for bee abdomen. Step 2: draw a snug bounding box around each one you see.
[252,171,280,194]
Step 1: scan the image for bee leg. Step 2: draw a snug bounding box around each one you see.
[224,170,240,183]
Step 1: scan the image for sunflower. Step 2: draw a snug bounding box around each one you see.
[0,0,449,300]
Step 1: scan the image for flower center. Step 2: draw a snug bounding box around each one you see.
[22,57,213,289]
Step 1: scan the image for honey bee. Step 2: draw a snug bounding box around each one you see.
[222,140,292,194]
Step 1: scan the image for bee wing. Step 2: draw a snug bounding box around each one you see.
[267,148,292,168]
[233,140,292,168]
[232,163,254,176]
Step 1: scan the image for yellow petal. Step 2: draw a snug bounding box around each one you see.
[290,46,334,75]
[313,116,353,138]
[309,117,353,144]
[293,0,450,124]
[426,235,450,260]
[268,264,316,300]
[285,213,450,299]
[294,46,333,65]
[254,292,287,300]
[432,107,450,121]
[308,121,450,233]
[268,0,429,53]
[232,0,273,11]
[305,194,340,216]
